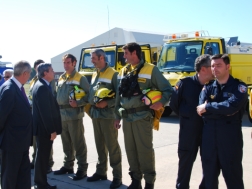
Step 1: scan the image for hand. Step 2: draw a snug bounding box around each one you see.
[50,132,57,141]
[69,99,78,107]
[95,101,108,108]
[197,101,207,116]
[114,119,121,129]
[150,102,163,110]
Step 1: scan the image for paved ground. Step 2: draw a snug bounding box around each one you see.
[1,113,252,189]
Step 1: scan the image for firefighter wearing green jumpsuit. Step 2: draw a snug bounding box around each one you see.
[114,43,173,189]
[54,54,89,181]
[87,49,122,189]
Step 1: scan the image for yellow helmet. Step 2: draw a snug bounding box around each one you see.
[142,90,162,105]
[94,88,115,104]
[69,86,86,101]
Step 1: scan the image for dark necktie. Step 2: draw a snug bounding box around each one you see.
[21,86,29,104]
[48,84,52,92]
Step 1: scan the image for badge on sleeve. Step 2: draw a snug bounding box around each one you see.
[175,82,180,90]
[238,84,247,93]
[210,95,215,99]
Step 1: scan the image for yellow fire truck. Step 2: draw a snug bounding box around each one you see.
[157,31,252,121]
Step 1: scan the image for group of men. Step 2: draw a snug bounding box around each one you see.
[170,54,247,189]
[0,42,248,189]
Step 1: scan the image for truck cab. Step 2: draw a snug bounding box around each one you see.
[157,31,252,118]
[78,44,152,83]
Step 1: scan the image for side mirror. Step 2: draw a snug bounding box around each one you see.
[152,52,157,62]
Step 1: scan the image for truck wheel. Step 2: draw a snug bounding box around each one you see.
[162,107,173,117]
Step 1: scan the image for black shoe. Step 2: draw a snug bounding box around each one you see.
[110,178,122,189]
[47,167,53,174]
[30,163,34,169]
[87,173,107,182]
[144,182,154,189]
[54,167,73,175]
[72,170,87,181]
[128,172,142,189]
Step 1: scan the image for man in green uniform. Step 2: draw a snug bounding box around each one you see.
[87,49,122,189]
[54,54,89,181]
[114,42,173,189]
[29,59,55,173]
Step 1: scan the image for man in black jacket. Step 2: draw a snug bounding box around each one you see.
[32,63,62,189]
[170,54,214,189]
[0,60,33,189]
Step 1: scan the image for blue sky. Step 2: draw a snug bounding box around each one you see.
[0,0,251,65]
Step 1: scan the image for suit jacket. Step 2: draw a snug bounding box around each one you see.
[0,79,33,152]
[32,78,62,137]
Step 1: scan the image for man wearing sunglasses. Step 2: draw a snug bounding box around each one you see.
[3,69,13,81]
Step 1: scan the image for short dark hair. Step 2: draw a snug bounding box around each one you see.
[122,42,142,60]
[34,59,45,69]
[194,54,211,72]
[62,54,77,63]
[211,54,230,65]
[37,63,52,78]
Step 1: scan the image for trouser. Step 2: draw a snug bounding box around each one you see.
[34,136,53,188]
[1,150,31,189]
[32,135,54,168]
[92,118,122,179]
[176,118,205,189]
[61,119,88,172]
[202,121,244,189]
[123,116,156,184]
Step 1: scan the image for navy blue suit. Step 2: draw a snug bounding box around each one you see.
[0,79,33,189]
[170,75,205,189]
[199,75,247,189]
[32,78,62,188]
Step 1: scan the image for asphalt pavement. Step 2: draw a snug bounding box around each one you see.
[1,113,251,189]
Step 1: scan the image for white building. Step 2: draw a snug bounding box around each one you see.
[51,27,165,76]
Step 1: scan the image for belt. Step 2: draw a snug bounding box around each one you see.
[125,106,150,114]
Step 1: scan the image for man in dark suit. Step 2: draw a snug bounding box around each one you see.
[0,60,33,189]
[32,63,62,189]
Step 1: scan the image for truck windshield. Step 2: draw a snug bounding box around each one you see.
[82,50,116,69]
[157,41,203,72]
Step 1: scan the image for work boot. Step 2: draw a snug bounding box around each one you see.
[87,173,107,182]
[110,178,122,189]
[144,182,154,189]
[54,167,74,175]
[72,170,87,181]
[128,172,142,189]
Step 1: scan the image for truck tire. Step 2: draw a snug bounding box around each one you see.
[162,106,173,117]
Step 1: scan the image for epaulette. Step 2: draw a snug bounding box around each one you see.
[180,76,189,81]
[234,78,245,83]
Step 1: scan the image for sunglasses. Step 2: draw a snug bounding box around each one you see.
[3,76,11,79]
